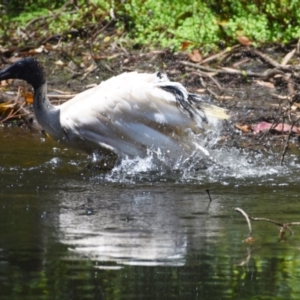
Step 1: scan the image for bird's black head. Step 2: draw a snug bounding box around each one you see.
[0,57,46,90]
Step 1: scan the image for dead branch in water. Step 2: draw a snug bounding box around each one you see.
[234,207,300,239]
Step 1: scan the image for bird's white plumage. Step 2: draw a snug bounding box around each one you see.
[58,71,210,160]
[0,58,228,169]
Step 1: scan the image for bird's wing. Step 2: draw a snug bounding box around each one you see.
[59,72,221,157]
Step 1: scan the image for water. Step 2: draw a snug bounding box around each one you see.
[1,127,300,299]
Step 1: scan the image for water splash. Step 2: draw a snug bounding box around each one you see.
[2,124,300,185]
[98,131,300,185]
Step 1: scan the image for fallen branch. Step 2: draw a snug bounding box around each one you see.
[235,207,252,236]
[234,207,300,238]
[179,60,285,80]
[251,48,281,68]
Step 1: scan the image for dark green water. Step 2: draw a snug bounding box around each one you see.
[1,127,300,299]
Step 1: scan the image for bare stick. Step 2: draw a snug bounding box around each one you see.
[0,102,28,124]
[251,48,300,72]
[179,61,219,73]
[251,48,281,68]
[281,49,296,66]
[235,208,252,236]
[249,216,284,226]
[205,189,213,212]
[191,71,223,90]
[280,116,300,165]
[206,189,212,203]
[200,45,241,65]
[179,60,283,79]
[234,208,300,237]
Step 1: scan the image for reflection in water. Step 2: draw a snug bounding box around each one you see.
[58,185,217,266]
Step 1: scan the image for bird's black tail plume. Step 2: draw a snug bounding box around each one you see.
[160,85,229,122]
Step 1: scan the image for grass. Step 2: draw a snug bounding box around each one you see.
[1,0,300,52]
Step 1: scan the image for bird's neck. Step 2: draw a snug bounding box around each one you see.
[33,83,62,139]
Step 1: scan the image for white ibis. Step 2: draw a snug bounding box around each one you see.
[0,58,228,169]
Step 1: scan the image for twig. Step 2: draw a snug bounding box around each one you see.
[24,15,56,30]
[191,71,222,90]
[0,102,28,124]
[297,39,300,56]
[281,49,296,66]
[206,189,212,202]
[205,189,212,212]
[258,100,292,140]
[206,87,221,99]
[280,116,300,165]
[251,48,281,68]
[251,48,300,72]
[180,60,284,79]
[235,208,252,236]
[81,64,99,80]
[234,207,300,238]
[179,61,219,73]
[271,93,291,100]
[25,0,76,30]
[200,45,241,65]
[90,18,115,41]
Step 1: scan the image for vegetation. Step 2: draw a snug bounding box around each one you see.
[1,0,300,52]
